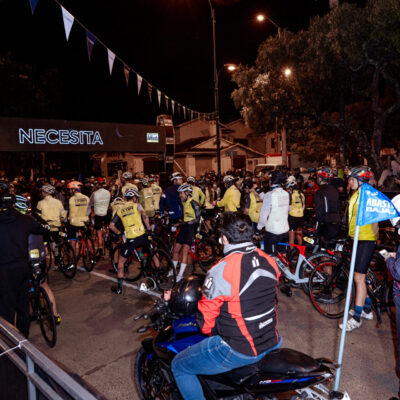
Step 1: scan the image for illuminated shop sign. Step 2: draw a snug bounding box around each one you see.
[18,128,104,146]
[146,132,159,143]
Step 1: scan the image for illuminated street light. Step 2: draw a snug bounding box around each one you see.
[255,13,281,37]
[256,14,265,22]
[226,64,236,72]
[284,68,292,77]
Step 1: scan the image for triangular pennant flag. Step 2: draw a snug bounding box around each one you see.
[61,6,74,41]
[137,74,143,95]
[29,0,39,14]
[171,99,175,114]
[124,65,130,86]
[157,90,161,107]
[86,31,97,61]
[107,49,115,75]
[356,183,400,226]
[148,83,153,102]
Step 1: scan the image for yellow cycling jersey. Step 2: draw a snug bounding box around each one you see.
[37,196,66,231]
[122,182,139,196]
[111,198,125,217]
[289,190,305,218]
[140,187,156,217]
[204,187,215,210]
[117,201,145,239]
[248,190,263,223]
[68,192,90,227]
[217,185,241,212]
[348,189,379,240]
[191,185,205,206]
[183,197,199,222]
[151,183,162,209]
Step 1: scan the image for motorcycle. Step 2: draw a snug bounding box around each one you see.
[133,276,351,400]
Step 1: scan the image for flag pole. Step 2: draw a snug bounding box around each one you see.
[334,224,360,391]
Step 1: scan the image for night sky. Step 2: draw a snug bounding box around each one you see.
[0,0,365,126]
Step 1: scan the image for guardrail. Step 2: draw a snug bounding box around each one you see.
[0,316,106,400]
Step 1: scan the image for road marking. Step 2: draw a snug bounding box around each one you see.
[77,267,162,298]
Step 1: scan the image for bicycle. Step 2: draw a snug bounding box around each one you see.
[110,237,176,289]
[28,250,57,347]
[75,223,98,272]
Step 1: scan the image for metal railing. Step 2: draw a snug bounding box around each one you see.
[0,316,106,400]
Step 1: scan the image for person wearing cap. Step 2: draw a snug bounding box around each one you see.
[109,188,152,294]
[120,171,139,197]
[187,176,205,207]
[216,175,241,212]
[67,181,91,253]
[286,176,305,245]
[89,180,111,256]
[159,172,184,223]
[139,178,156,217]
[172,184,201,282]
[339,166,378,332]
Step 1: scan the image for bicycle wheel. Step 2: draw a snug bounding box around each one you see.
[309,260,354,319]
[299,252,338,294]
[111,244,142,282]
[81,238,96,272]
[59,243,77,279]
[147,248,176,290]
[37,286,57,347]
[197,237,217,271]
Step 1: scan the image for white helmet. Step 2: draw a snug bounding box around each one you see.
[122,172,132,179]
[286,175,296,188]
[223,175,235,183]
[171,172,183,181]
[390,194,400,233]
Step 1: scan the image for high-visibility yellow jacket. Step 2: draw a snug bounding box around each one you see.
[217,185,241,212]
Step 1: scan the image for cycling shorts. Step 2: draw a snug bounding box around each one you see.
[354,241,376,274]
[67,224,84,240]
[120,234,149,258]
[94,215,108,231]
[263,231,288,256]
[176,223,196,246]
[288,216,304,231]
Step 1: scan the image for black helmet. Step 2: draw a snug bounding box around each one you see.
[348,166,371,183]
[269,170,286,185]
[0,192,15,211]
[317,166,333,180]
[169,275,204,317]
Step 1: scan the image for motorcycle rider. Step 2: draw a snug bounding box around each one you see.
[171,212,282,400]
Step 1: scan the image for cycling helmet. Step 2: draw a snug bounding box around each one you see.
[67,181,82,190]
[0,192,15,211]
[348,166,371,183]
[286,175,297,188]
[187,176,195,184]
[41,184,56,195]
[122,172,132,180]
[269,170,286,185]
[15,195,29,214]
[141,178,149,186]
[390,194,400,234]
[124,188,140,198]
[171,172,183,181]
[169,275,204,317]
[0,180,10,194]
[149,175,156,182]
[223,175,235,185]
[317,166,333,180]
[177,184,193,194]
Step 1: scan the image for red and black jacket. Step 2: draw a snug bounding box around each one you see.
[197,242,280,357]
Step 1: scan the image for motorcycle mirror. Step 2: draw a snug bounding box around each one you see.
[138,277,157,292]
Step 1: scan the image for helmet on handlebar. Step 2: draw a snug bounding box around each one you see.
[169,275,204,317]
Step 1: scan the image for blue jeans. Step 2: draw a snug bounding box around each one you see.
[171,335,283,400]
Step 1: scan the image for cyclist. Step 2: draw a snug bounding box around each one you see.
[243,179,263,231]
[149,175,162,211]
[15,195,61,325]
[159,172,184,224]
[216,175,241,212]
[257,170,290,256]
[187,176,205,206]
[89,180,111,256]
[120,171,138,196]
[139,178,156,217]
[340,166,377,331]
[67,181,91,254]
[109,188,151,294]
[171,213,282,400]
[36,184,66,233]
[286,176,305,245]
[171,184,201,282]
[315,166,341,244]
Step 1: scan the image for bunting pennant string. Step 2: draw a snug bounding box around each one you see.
[107,49,115,75]
[61,6,74,41]
[29,0,212,119]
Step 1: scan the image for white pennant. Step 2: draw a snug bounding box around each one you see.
[137,74,143,95]
[107,49,115,75]
[157,90,161,106]
[61,6,74,41]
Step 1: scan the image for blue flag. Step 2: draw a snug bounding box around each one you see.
[356,183,400,226]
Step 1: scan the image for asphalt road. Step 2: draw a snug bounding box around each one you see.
[29,259,399,400]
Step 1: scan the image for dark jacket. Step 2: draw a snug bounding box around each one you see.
[197,242,280,357]
[159,184,183,220]
[315,184,341,224]
[0,209,49,267]
[386,246,400,297]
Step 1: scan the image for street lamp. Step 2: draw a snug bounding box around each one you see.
[284,67,292,78]
[256,13,281,37]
